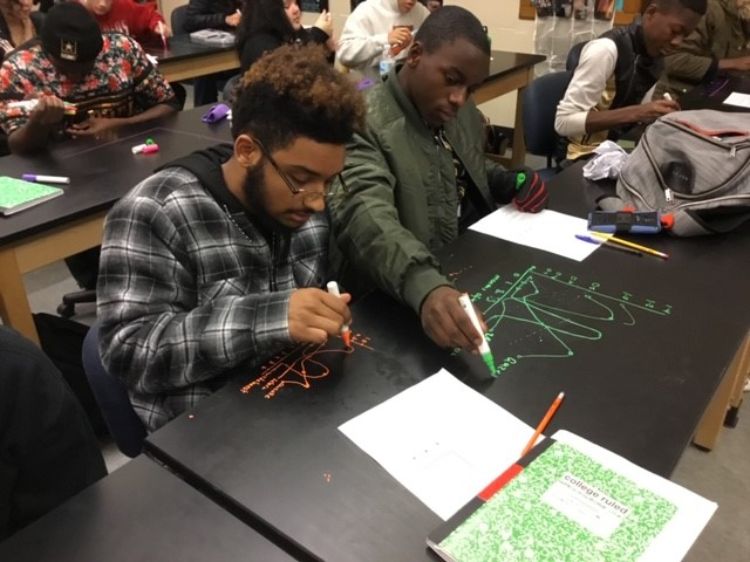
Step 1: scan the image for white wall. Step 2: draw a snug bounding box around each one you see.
[158,0,535,126]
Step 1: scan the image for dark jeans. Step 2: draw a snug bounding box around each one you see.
[0,327,107,539]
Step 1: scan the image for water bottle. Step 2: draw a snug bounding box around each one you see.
[379,43,395,77]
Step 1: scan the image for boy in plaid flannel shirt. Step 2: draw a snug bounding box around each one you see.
[97,45,366,431]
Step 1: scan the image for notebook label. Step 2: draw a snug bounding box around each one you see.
[541,473,630,539]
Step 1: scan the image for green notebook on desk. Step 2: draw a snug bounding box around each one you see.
[427,430,716,562]
[0,176,64,216]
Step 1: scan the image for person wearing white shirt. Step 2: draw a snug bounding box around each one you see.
[337,0,429,78]
[555,0,706,161]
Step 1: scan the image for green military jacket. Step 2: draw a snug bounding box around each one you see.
[328,66,507,314]
[659,0,750,96]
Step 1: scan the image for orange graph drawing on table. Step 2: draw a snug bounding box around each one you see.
[240,332,374,399]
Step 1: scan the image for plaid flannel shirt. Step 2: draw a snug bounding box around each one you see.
[97,166,329,431]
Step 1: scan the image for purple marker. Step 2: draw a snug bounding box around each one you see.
[22,174,70,185]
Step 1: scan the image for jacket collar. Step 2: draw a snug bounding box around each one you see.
[383,63,436,136]
[384,63,468,141]
[630,19,650,58]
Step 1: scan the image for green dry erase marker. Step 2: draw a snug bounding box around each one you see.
[458,293,496,375]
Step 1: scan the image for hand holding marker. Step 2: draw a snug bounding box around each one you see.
[326,281,352,347]
[458,293,496,375]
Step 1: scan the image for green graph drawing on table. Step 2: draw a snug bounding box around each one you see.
[465,265,672,376]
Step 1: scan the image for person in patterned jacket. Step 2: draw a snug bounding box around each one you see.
[0,1,178,154]
[97,45,366,431]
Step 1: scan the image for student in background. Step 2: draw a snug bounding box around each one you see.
[185,0,242,32]
[0,2,178,294]
[97,45,365,431]
[328,7,548,353]
[0,0,42,59]
[337,0,429,78]
[185,0,243,105]
[236,0,334,72]
[81,0,172,47]
[555,0,707,162]
[658,0,750,97]
[0,1,178,154]
[0,326,106,540]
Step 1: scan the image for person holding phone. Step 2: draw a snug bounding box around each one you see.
[236,0,335,72]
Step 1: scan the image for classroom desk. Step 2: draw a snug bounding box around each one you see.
[0,456,294,561]
[0,108,231,343]
[679,73,750,112]
[148,42,543,166]
[475,51,546,168]
[145,36,240,83]
[144,162,750,561]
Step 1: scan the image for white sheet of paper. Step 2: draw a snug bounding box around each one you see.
[469,205,597,261]
[552,431,717,562]
[338,369,535,520]
[723,92,750,109]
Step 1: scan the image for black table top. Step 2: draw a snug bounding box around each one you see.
[145,162,750,561]
[144,34,235,63]
[679,73,750,112]
[0,107,232,246]
[0,456,294,562]
[488,50,546,79]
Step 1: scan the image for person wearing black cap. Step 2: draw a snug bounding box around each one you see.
[0,1,178,154]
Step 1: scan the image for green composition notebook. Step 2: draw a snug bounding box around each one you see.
[0,176,64,216]
[427,431,715,562]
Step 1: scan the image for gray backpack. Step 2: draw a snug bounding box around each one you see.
[608,110,750,236]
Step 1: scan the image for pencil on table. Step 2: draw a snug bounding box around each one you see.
[520,391,565,457]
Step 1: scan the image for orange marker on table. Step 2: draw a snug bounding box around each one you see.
[326,281,351,347]
[520,391,565,457]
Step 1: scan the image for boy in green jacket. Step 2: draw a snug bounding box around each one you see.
[659,0,750,97]
[329,6,547,353]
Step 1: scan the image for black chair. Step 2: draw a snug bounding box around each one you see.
[171,4,189,36]
[222,73,241,104]
[57,289,96,318]
[82,322,146,457]
[522,70,573,178]
[58,247,100,318]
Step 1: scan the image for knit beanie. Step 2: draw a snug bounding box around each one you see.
[41,2,103,62]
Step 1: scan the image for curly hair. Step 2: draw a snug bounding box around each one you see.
[231,44,366,150]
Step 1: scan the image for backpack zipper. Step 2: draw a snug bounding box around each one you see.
[634,128,750,201]
[674,193,750,210]
[664,119,750,153]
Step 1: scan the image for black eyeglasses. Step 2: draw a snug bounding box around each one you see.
[254,138,348,200]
